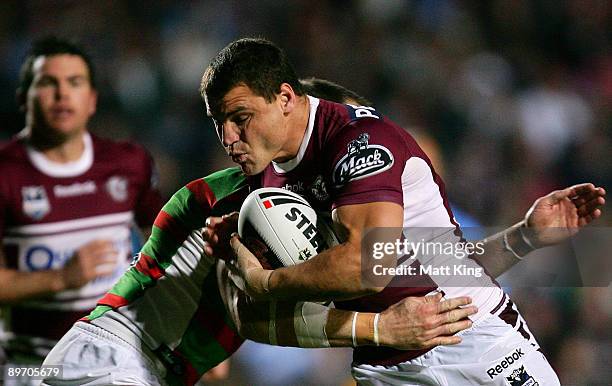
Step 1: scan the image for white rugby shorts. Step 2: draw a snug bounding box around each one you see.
[40,322,166,386]
[352,299,560,386]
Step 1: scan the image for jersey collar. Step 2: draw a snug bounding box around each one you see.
[26,132,94,177]
[272,95,319,174]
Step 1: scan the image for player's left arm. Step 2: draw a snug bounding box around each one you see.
[230,201,402,301]
[474,183,606,277]
[218,261,476,349]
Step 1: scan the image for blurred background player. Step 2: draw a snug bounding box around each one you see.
[201,38,606,385]
[0,36,163,385]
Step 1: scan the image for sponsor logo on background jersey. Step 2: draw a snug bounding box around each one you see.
[106,176,128,202]
[505,365,539,386]
[54,180,97,198]
[333,133,394,186]
[22,186,50,220]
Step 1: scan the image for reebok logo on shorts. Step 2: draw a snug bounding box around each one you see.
[486,348,525,379]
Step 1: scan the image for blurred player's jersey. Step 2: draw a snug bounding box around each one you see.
[83,168,247,386]
[0,132,162,358]
[255,96,506,365]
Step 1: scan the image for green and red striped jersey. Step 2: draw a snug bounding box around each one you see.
[82,167,249,386]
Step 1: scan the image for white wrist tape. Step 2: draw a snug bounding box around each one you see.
[293,301,331,348]
[373,313,381,346]
[503,231,523,260]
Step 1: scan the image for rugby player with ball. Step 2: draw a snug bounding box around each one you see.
[201,38,605,385]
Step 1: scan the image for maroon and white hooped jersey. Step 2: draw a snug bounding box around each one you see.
[0,132,163,357]
[256,96,505,365]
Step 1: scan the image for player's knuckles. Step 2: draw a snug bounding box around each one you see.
[424,315,442,330]
[83,240,103,248]
[403,298,422,311]
[447,309,466,322]
[90,240,113,249]
[229,237,240,251]
[460,319,473,330]
[202,228,216,242]
[422,339,439,349]
[445,321,467,335]
[222,212,239,224]
[419,327,438,340]
[419,303,437,315]
[205,216,222,227]
[421,320,435,330]
[446,298,468,313]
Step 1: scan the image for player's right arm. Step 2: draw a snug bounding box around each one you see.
[0,240,118,303]
[218,262,477,350]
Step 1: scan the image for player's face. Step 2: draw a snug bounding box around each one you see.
[209,84,287,175]
[26,54,97,139]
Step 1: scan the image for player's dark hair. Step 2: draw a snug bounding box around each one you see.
[299,77,372,106]
[201,38,304,111]
[17,36,96,108]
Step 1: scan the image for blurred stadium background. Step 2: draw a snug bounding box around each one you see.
[0,1,609,385]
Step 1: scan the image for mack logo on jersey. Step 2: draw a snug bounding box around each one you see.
[22,186,50,220]
[333,133,394,186]
[486,348,525,379]
[506,365,539,386]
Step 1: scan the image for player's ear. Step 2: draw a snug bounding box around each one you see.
[278,83,296,114]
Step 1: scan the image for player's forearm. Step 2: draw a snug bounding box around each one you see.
[268,242,379,301]
[238,299,377,348]
[0,268,66,303]
[219,260,376,348]
[474,221,534,278]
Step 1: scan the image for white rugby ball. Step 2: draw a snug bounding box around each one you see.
[238,187,339,269]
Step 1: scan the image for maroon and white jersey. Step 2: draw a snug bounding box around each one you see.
[257,96,505,365]
[0,132,163,357]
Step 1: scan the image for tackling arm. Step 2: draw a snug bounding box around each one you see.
[473,183,605,278]
[217,261,477,350]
